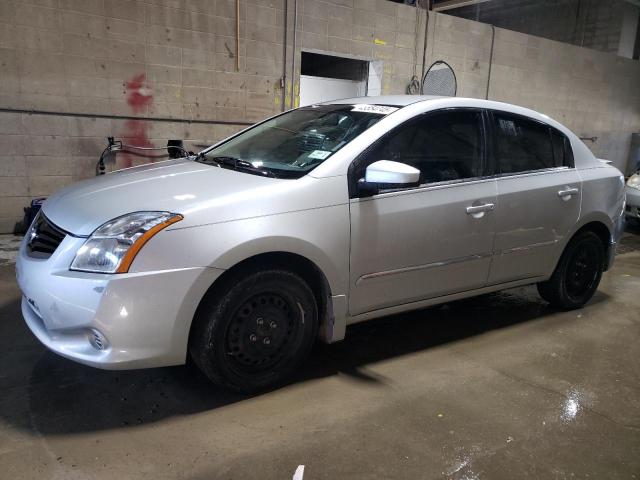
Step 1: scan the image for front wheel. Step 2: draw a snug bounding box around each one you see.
[537,231,605,310]
[189,269,318,393]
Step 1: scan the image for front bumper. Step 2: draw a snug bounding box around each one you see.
[625,186,640,219]
[16,234,222,369]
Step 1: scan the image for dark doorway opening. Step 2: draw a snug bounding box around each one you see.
[301,52,369,82]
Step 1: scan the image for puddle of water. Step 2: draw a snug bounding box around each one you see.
[560,387,594,424]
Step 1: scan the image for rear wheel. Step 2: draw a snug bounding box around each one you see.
[189,269,318,393]
[537,231,604,310]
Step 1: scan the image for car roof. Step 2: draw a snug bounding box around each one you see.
[324,95,443,107]
[324,95,570,135]
[312,95,599,174]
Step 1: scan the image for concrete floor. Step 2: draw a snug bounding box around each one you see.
[1,228,639,479]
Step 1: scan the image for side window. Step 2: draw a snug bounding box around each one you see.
[493,113,555,173]
[361,110,483,185]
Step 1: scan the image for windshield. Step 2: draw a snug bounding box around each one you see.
[197,104,398,178]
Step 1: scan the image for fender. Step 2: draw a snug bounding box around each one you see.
[548,210,618,277]
[212,235,346,296]
[567,211,615,241]
[210,235,349,343]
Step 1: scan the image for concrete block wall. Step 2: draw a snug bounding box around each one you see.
[0,0,639,233]
[448,0,629,55]
[425,12,494,100]
[489,24,640,166]
[286,0,427,102]
[0,0,285,233]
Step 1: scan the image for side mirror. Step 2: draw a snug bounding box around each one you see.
[358,160,421,196]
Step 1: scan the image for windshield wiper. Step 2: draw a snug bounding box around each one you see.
[211,156,278,178]
[194,151,221,167]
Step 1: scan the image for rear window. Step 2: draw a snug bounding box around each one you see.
[493,112,568,174]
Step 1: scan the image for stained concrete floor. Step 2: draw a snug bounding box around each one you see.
[1,228,639,479]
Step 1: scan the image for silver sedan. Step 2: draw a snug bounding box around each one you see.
[16,96,626,392]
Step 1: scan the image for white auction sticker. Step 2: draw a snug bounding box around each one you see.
[351,104,398,115]
[308,150,332,160]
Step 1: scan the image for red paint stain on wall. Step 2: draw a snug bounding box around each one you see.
[121,73,154,167]
[126,73,153,113]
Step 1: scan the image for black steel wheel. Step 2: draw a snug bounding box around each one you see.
[564,241,600,300]
[225,292,302,374]
[537,230,605,310]
[189,269,318,392]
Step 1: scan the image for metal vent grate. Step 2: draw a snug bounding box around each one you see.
[26,213,67,259]
[88,329,109,351]
[422,60,457,97]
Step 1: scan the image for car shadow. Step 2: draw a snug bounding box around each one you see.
[0,286,609,435]
[301,287,609,385]
[624,220,640,235]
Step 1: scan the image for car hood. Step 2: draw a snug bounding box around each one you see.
[42,159,293,235]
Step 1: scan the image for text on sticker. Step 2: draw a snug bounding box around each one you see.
[351,104,398,115]
[308,150,332,160]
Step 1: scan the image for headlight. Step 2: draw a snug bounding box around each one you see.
[627,174,640,190]
[70,211,183,273]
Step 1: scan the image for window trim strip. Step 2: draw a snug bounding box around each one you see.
[351,174,497,201]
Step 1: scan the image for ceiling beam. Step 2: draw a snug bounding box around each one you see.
[432,0,493,12]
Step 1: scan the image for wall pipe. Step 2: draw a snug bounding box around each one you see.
[236,0,241,71]
[485,24,495,100]
[280,0,288,111]
[290,0,298,109]
[0,108,253,126]
[420,0,430,83]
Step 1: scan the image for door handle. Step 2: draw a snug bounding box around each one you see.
[466,203,495,214]
[558,187,579,198]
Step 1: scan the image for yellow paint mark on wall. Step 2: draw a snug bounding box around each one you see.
[374,38,386,45]
[273,79,300,110]
[292,80,300,108]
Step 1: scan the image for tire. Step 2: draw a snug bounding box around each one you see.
[537,231,605,310]
[189,269,318,393]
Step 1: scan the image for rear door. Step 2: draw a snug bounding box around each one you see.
[487,111,581,284]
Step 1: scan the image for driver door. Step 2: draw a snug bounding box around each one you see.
[348,109,497,316]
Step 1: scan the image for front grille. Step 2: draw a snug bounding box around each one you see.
[26,213,67,258]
